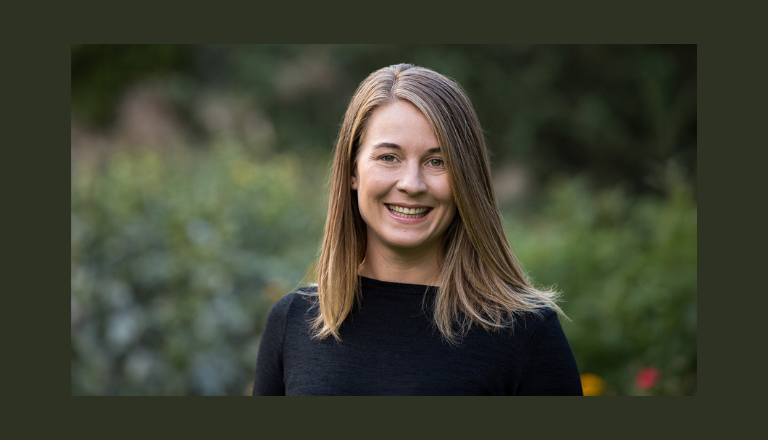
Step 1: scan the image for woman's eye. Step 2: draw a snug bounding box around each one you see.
[429,158,444,167]
[381,155,396,162]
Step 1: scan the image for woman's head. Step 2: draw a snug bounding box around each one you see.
[315,63,561,342]
[330,63,497,258]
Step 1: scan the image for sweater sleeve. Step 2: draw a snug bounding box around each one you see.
[252,292,295,396]
[517,311,583,396]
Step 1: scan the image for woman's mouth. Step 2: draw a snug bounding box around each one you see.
[386,204,432,219]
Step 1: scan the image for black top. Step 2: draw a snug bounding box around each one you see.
[253,277,582,396]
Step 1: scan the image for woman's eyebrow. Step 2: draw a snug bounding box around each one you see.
[372,143,441,154]
[372,142,402,151]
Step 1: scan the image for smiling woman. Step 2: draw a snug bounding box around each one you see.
[252,63,583,396]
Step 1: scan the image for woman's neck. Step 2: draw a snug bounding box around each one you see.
[358,245,442,286]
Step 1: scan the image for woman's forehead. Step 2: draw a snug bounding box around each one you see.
[359,101,438,150]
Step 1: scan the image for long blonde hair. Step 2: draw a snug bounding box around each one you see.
[312,63,563,343]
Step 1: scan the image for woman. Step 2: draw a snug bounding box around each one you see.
[253,63,582,395]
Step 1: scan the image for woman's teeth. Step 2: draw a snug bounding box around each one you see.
[387,204,430,218]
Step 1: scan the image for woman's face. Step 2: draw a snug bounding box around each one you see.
[352,100,456,258]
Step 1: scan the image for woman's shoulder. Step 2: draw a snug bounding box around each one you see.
[267,285,318,319]
[511,307,561,337]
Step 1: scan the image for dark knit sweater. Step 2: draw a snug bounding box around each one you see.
[252,276,582,396]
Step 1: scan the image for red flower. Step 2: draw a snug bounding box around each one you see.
[635,367,660,390]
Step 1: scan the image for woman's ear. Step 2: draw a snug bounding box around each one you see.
[351,170,358,190]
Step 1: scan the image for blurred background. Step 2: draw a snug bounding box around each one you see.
[71,44,696,396]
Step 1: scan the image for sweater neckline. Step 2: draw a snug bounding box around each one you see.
[359,276,438,296]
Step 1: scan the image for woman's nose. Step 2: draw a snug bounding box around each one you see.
[396,163,427,195]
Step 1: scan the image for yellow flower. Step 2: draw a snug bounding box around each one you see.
[580,373,605,396]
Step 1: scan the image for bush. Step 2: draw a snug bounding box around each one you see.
[71,143,327,395]
[503,177,697,395]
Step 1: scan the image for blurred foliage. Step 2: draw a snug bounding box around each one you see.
[504,170,697,395]
[71,44,696,196]
[71,44,194,126]
[71,144,327,395]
